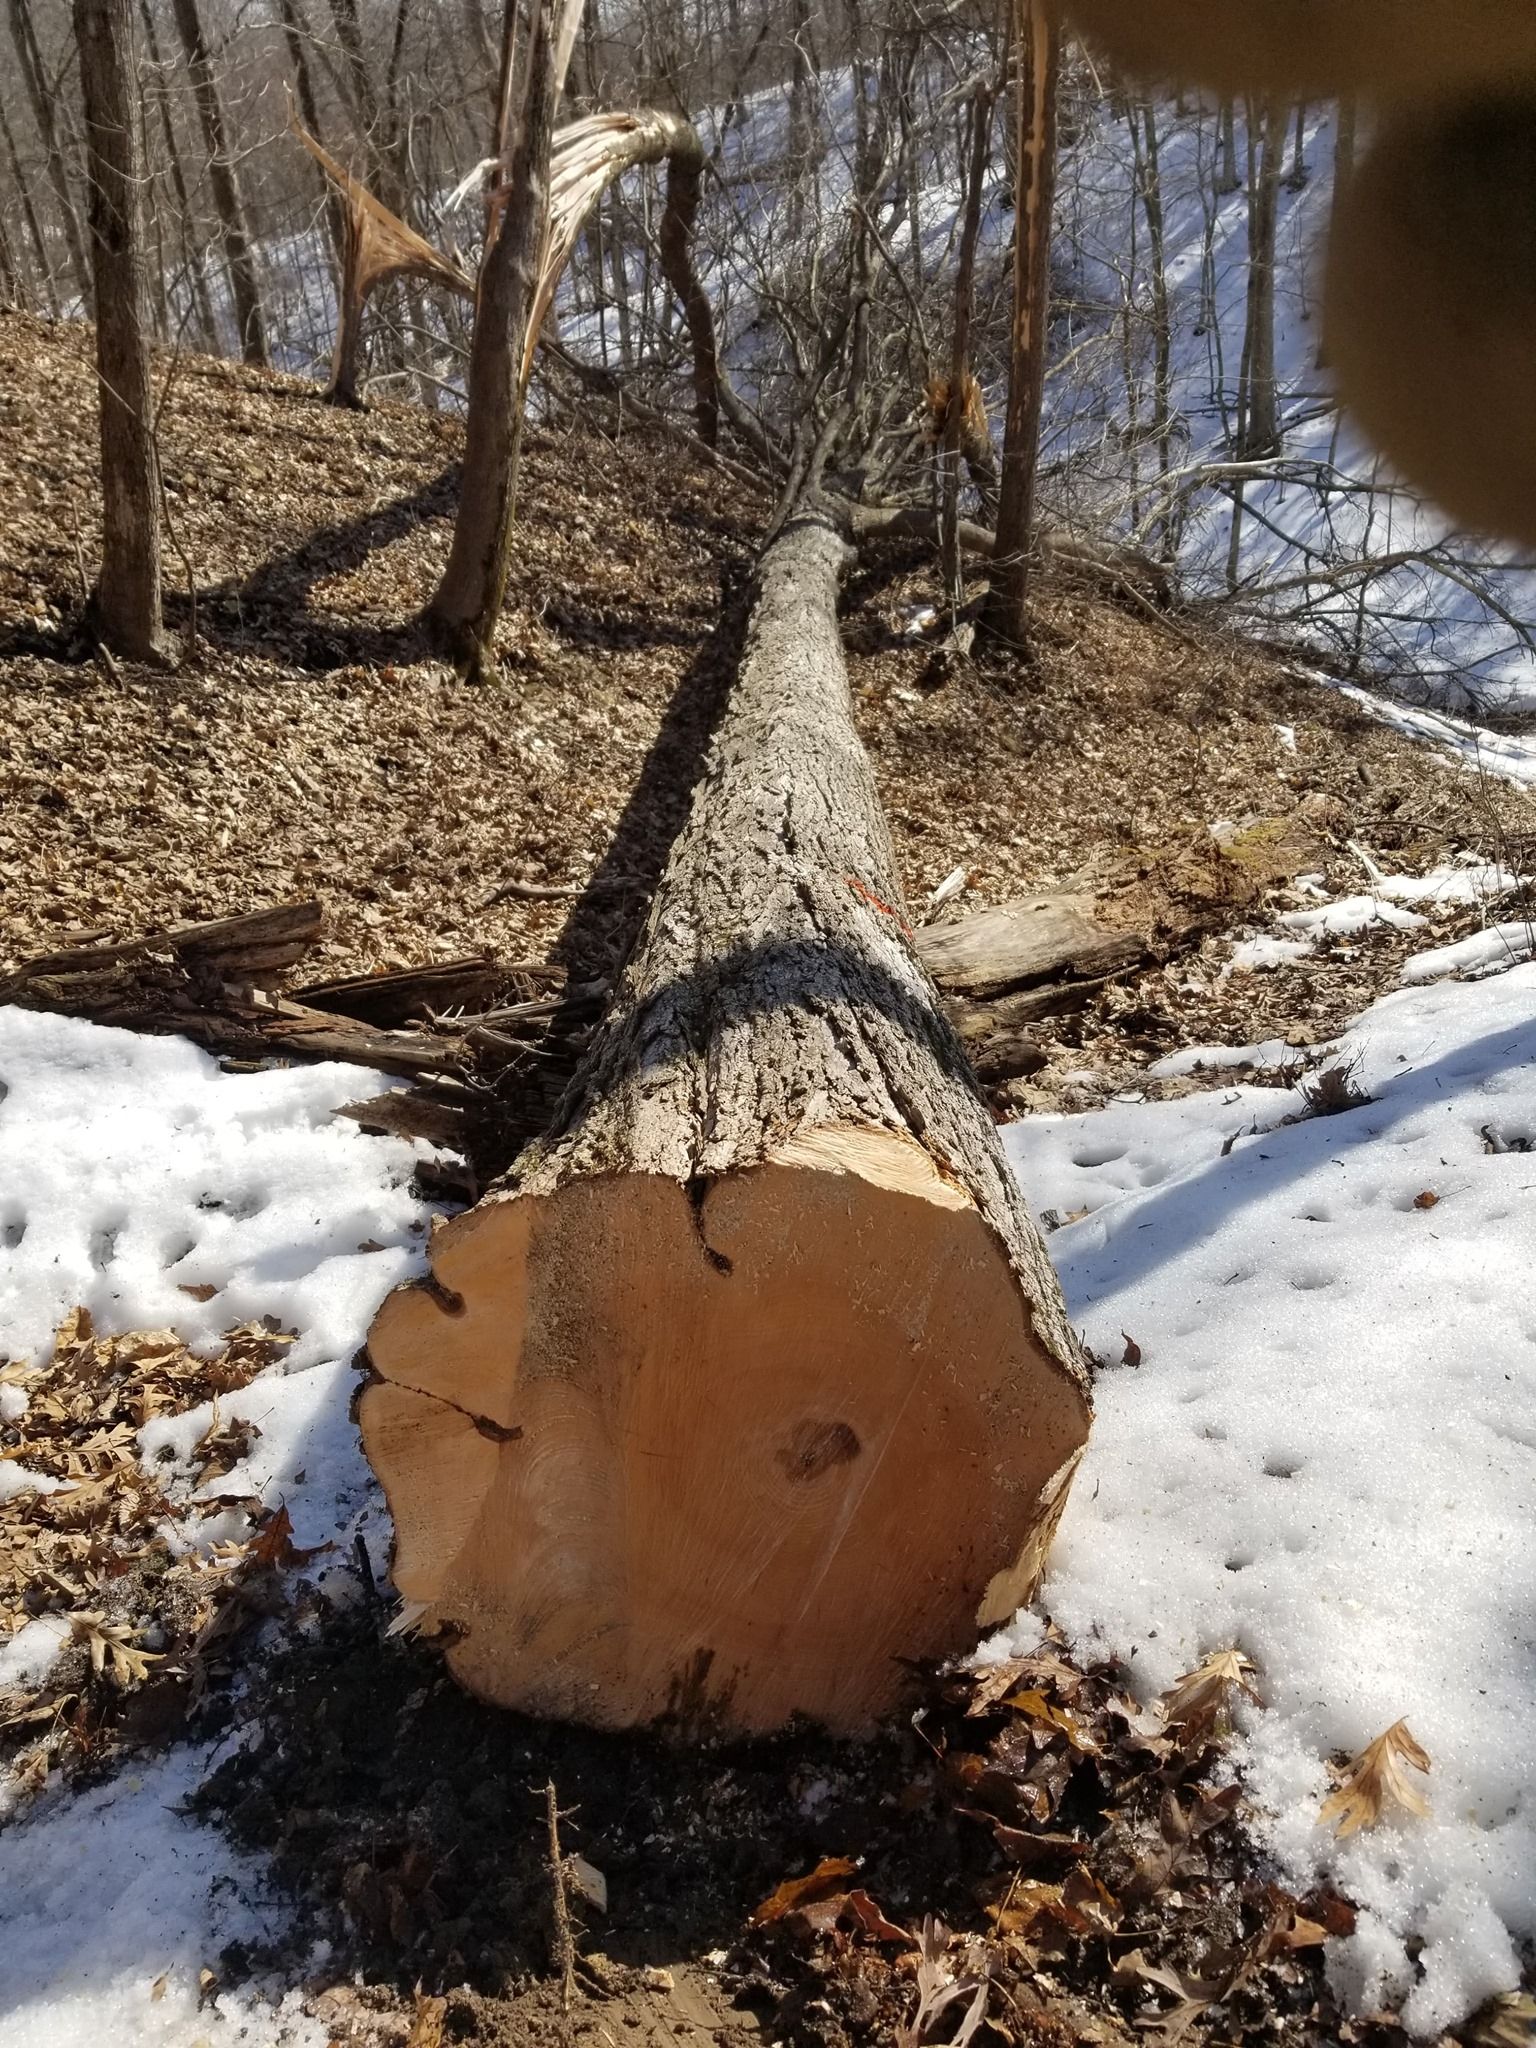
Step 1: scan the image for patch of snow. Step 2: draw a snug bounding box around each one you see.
[1003,964,1536,2034]
[0,1007,434,1374]
[0,1461,68,1504]
[0,1007,444,2040]
[1319,677,1536,788]
[1372,861,1521,908]
[1228,934,1316,972]
[0,1739,328,2044]
[1148,1039,1305,1079]
[1400,923,1536,986]
[0,1616,72,1690]
[1274,725,1297,754]
[1278,895,1425,940]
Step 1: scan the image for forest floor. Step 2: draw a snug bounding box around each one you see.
[2,312,1535,2048]
[3,308,1524,1118]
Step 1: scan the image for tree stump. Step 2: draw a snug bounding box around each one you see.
[362,507,1091,1735]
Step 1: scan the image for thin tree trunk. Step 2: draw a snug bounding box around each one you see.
[983,0,1058,644]
[1317,97,1355,370]
[0,94,58,313]
[658,139,720,447]
[0,194,18,304]
[940,85,992,613]
[1130,97,1173,553]
[74,0,169,661]
[1237,95,1285,459]
[1215,98,1239,194]
[169,0,270,365]
[138,0,218,346]
[426,0,561,670]
[6,0,91,307]
[364,504,1091,1737]
[276,0,346,266]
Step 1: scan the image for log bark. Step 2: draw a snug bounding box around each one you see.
[362,505,1091,1736]
[916,894,1140,998]
[75,0,170,663]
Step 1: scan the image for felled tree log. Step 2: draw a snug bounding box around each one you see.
[362,506,1091,1736]
[916,895,1142,999]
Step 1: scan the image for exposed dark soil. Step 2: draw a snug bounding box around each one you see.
[194,1597,1390,2048]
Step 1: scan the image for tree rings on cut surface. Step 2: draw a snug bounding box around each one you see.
[1324,91,1536,550]
[1062,0,1536,102]
[362,1146,1089,1737]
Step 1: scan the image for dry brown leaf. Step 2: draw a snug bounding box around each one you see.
[70,1613,162,1688]
[406,1990,447,2048]
[1459,1990,1536,2047]
[1318,1719,1431,1837]
[987,1878,1063,1939]
[844,1889,914,1944]
[1002,1687,1100,1753]
[749,1855,857,1926]
[1159,1648,1263,1740]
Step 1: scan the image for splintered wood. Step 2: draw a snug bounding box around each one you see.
[362,508,1091,1736]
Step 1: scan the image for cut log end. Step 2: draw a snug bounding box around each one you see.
[362,1133,1089,1737]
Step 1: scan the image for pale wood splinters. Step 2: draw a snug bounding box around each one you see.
[362,507,1090,1737]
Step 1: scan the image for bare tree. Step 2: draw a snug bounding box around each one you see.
[0,93,58,312]
[6,0,91,306]
[984,0,1059,644]
[427,0,568,670]
[1235,96,1286,459]
[74,0,170,660]
[169,0,270,365]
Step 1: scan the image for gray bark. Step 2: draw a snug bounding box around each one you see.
[6,0,91,307]
[75,0,168,661]
[427,0,560,669]
[169,0,270,366]
[511,506,1084,1388]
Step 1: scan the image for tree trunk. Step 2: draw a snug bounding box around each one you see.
[983,0,1058,644]
[425,0,561,670]
[0,94,57,312]
[74,0,169,661]
[658,140,719,447]
[363,505,1091,1737]
[276,0,346,268]
[940,85,992,612]
[6,0,91,308]
[1235,96,1285,459]
[168,0,270,365]
[138,0,218,348]
[1130,96,1173,553]
[1315,97,1355,371]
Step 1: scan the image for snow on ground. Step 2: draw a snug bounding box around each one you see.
[1005,956,1536,2035]
[0,1740,329,2048]
[0,1008,435,2047]
[5,899,1536,2038]
[1223,856,1528,978]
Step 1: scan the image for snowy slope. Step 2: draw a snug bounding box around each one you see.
[1039,94,1536,714]
[1006,955,1536,2035]
[0,1010,434,2048]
